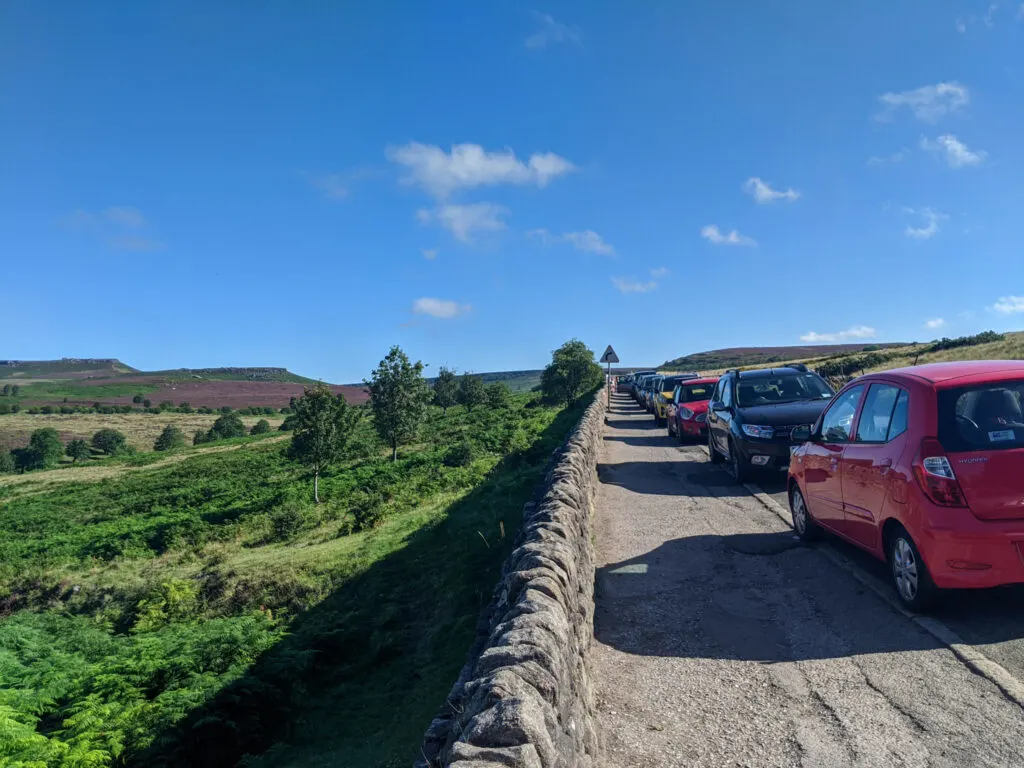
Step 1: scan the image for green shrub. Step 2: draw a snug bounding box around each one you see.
[209,413,246,440]
[250,419,271,435]
[0,451,15,473]
[66,438,91,463]
[444,439,476,467]
[154,425,186,452]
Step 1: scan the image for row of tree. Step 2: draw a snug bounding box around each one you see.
[284,339,603,502]
[1,427,132,472]
[0,384,21,396]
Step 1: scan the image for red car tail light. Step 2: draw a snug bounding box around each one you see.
[912,437,967,508]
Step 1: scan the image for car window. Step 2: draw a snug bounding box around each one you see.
[721,379,733,408]
[678,384,714,403]
[734,372,833,407]
[938,380,1024,452]
[855,383,902,443]
[887,390,909,441]
[819,385,864,443]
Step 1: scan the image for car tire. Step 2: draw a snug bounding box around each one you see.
[677,424,687,444]
[708,429,724,464]
[886,526,939,613]
[789,486,820,542]
[667,418,675,437]
[727,439,751,483]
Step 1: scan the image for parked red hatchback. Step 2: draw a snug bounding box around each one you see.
[667,377,719,441]
[788,361,1024,611]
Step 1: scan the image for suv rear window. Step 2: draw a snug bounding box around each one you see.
[735,373,833,407]
[938,380,1024,452]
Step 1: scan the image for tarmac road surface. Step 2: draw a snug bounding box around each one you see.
[591,392,1024,767]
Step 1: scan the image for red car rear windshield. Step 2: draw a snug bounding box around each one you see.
[938,379,1024,452]
[677,384,714,403]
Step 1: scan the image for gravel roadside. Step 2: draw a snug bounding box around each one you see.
[591,393,1024,767]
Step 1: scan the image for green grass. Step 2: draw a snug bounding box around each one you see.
[141,368,321,385]
[0,392,591,767]
[9,380,162,402]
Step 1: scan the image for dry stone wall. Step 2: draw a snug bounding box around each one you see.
[416,391,607,768]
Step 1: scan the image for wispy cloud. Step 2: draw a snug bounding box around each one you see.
[650,266,670,278]
[925,318,946,330]
[876,82,969,123]
[387,142,575,198]
[525,12,582,49]
[742,177,799,204]
[412,297,471,319]
[868,150,907,166]
[417,202,509,243]
[301,171,350,201]
[1018,3,1024,20]
[903,207,945,240]
[612,277,658,294]
[527,228,615,255]
[992,296,1024,315]
[985,3,999,26]
[920,134,987,168]
[421,248,438,260]
[701,224,757,247]
[800,326,877,343]
[64,206,165,250]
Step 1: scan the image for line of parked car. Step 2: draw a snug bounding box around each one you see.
[616,360,1024,612]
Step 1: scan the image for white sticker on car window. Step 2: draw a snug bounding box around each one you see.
[989,429,1015,442]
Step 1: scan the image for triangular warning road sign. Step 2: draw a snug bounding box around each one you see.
[599,345,619,364]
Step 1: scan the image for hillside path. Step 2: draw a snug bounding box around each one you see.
[590,392,1024,767]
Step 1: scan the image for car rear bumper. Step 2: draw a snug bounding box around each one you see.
[918,516,1024,589]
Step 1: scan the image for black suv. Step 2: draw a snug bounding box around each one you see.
[706,365,834,481]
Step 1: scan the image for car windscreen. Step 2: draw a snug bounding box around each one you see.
[938,380,1024,452]
[660,376,689,391]
[735,373,833,407]
[677,383,715,403]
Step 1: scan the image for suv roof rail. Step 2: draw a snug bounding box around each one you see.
[788,363,808,372]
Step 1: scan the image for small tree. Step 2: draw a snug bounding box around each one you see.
[365,346,432,461]
[143,399,152,408]
[23,428,64,470]
[2,384,10,397]
[193,430,210,446]
[11,385,19,396]
[220,406,233,415]
[433,366,459,416]
[486,382,511,409]
[178,401,193,413]
[209,413,246,440]
[92,428,128,455]
[154,425,186,452]
[541,338,603,407]
[66,438,91,463]
[0,451,15,474]
[132,394,143,404]
[250,419,271,435]
[287,384,361,502]
[458,373,487,412]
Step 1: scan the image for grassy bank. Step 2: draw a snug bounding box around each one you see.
[0,391,592,767]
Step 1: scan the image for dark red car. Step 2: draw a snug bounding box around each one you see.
[788,361,1024,611]
[667,377,719,441]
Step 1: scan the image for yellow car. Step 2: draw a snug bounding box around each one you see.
[653,373,700,425]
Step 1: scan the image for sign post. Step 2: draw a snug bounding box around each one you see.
[599,345,620,408]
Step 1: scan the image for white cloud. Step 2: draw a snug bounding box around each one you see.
[612,277,658,294]
[525,12,582,49]
[985,3,998,26]
[920,134,987,168]
[701,224,757,247]
[417,202,509,243]
[992,296,1024,314]
[110,235,166,252]
[64,206,164,249]
[925,318,946,330]
[650,267,670,278]
[903,207,945,240]
[742,177,799,204]
[412,297,471,319]
[527,228,615,255]
[387,142,575,198]
[868,150,907,165]
[955,16,969,32]
[1018,3,1024,20]
[800,326,877,343]
[422,248,438,260]
[876,82,969,122]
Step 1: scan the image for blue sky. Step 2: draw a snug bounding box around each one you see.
[2,1,1023,382]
